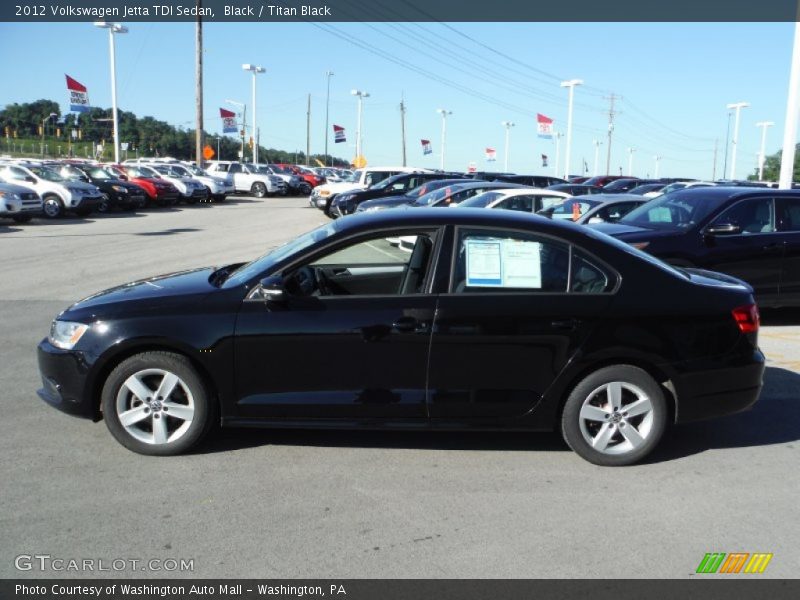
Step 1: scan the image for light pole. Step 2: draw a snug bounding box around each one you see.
[243,64,265,163]
[94,21,128,164]
[554,132,562,178]
[225,99,246,160]
[437,108,452,171]
[40,113,56,157]
[780,22,800,189]
[654,155,662,178]
[627,147,635,176]
[560,79,583,179]
[592,139,602,176]
[501,121,515,172]
[351,89,369,164]
[726,101,749,180]
[756,121,774,181]
[324,71,334,166]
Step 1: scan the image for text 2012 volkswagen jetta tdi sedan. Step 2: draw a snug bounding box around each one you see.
[36,210,764,466]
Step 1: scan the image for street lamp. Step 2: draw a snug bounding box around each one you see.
[726,101,750,180]
[243,64,265,163]
[437,108,452,170]
[351,89,370,163]
[560,78,583,179]
[756,121,774,181]
[324,71,334,166]
[40,112,57,157]
[94,21,128,164]
[592,139,602,176]
[501,121,515,172]
[225,99,246,160]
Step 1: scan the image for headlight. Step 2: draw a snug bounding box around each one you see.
[112,185,127,193]
[48,320,89,350]
[0,191,20,201]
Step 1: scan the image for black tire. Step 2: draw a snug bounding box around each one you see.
[97,195,110,213]
[12,215,33,223]
[561,365,667,466]
[101,351,216,456]
[251,182,267,198]
[42,194,64,219]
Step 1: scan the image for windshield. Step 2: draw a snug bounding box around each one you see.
[620,189,729,229]
[136,166,160,178]
[372,174,404,190]
[29,167,66,182]
[224,220,344,287]
[88,167,114,180]
[412,186,457,206]
[458,191,504,208]
[171,165,192,177]
[550,197,600,219]
[345,169,362,183]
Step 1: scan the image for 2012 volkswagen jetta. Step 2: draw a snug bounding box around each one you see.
[36,209,764,465]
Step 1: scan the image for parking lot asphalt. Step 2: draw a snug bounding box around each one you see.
[1,197,798,579]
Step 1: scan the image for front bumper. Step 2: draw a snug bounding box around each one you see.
[36,339,96,420]
[71,194,104,210]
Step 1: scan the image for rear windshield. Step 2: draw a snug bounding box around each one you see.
[621,189,729,230]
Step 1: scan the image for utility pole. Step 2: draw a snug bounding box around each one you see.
[603,93,617,176]
[722,111,732,180]
[712,138,718,181]
[756,121,774,181]
[400,95,407,167]
[195,1,204,167]
[306,93,311,165]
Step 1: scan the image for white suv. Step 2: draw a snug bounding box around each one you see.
[310,166,431,215]
[0,162,104,218]
[206,161,287,197]
[0,181,42,223]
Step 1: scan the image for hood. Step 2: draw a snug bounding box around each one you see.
[64,267,218,316]
[317,182,364,195]
[359,197,414,210]
[65,180,99,192]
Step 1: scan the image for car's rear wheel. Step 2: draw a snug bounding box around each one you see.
[42,195,64,218]
[561,365,667,466]
[102,352,214,455]
[251,182,267,198]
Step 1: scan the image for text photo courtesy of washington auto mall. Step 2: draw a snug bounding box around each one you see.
[1,1,800,598]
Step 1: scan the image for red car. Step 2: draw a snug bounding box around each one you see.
[105,164,180,206]
[275,164,326,188]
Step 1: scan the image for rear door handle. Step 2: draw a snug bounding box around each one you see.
[551,318,580,330]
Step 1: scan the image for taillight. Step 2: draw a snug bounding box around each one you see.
[732,304,760,334]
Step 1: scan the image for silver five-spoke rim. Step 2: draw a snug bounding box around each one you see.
[115,368,195,445]
[578,381,654,455]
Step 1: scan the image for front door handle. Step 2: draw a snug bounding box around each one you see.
[393,316,429,333]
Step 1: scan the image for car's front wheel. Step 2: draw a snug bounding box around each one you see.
[251,182,267,198]
[102,351,215,455]
[42,195,64,218]
[561,365,667,466]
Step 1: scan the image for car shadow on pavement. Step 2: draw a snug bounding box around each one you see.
[0,224,23,233]
[197,367,799,461]
[761,307,800,326]
[198,426,569,455]
[646,366,800,463]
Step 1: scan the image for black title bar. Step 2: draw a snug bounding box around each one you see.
[3,0,800,22]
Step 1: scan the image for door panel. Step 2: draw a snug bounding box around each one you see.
[776,197,800,305]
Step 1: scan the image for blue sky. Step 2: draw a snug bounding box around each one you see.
[0,21,795,179]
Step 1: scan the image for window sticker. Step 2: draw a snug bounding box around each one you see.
[465,238,542,288]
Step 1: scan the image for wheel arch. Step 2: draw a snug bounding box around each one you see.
[88,339,221,422]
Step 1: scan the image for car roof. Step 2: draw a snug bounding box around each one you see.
[677,186,800,200]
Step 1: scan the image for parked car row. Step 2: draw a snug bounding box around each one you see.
[0,157,331,221]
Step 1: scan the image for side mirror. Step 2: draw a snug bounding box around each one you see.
[258,276,286,302]
[25,176,36,183]
[705,223,740,236]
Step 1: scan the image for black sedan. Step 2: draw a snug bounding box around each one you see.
[357,181,528,212]
[78,166,147,212]
[591,187,800,307]
[330,172,467,217]
[37,209,764,465]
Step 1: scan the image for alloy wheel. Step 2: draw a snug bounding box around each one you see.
[577,381,654,455]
